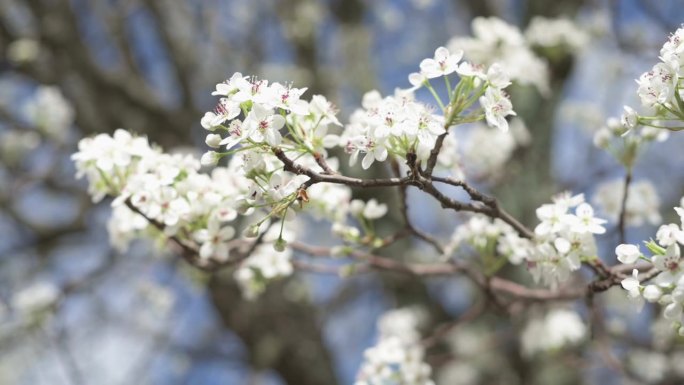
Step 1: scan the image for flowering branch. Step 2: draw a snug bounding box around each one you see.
[67,21,684,384]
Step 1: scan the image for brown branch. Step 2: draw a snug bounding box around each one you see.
[419,181,534,239]
[120,191,628,307]
[429,175,535,239]
[313,151,337,175]
[637,267,661,283]
[292,259,367,275]
[289,241,592,302]
[423,132,448,176]
[610,261,653,275]
[122,141,632,307]
[587,259,612,279]
[122,196,280,274]
[290,241,464,276]
[617,169,632,245]
[431,175,496,206]
[391,160,446,255]
[274,147,535,243]
[124,199,203,264]
[273,148,414,188]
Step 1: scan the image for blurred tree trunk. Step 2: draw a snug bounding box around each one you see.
[483,0,588,225]
[209,277,339,385]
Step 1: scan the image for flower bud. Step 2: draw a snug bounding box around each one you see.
[642,285,662,302]
[243,224,260,238]
[593,128,611,149]
[274,237,287,252]
[205,134,222,148]
[200,151,220,166]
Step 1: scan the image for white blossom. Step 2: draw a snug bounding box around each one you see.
[448,17,550,94]
[524,17,589,51]
[520,309,586,356]
[419,46,463,79]
[355,308,434,385]
[616,244,641,264]
[593,179,661,227]
[479,87,516,131]
[194,218,235,261]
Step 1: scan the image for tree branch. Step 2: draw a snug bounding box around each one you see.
[272,148,414,188]
[617,169,632,245]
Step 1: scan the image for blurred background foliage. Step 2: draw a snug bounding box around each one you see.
[1,0,684,384]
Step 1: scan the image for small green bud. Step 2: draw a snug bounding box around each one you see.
[274,237,287,252]
[243,224,260,238]
[644,239,666,255]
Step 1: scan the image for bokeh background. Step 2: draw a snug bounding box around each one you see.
[2,0,684,384]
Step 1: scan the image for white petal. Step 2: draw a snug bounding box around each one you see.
[361,152,375,170]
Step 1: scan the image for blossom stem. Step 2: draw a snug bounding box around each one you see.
[424,82,446,111]
[444,75,452,100]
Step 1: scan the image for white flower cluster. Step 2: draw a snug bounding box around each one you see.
[593,106,669,158]
[530,193,605,287]
[23,85,74,142]
[330,46,516,171]
[0,280,61,334]
[627,349,684,384]
[437,331,482,385]
[72,130,299,297]
[0,130,40,164]
[355,307,434,385]
[524,16,589,51]
[636,27,684,111]
[0,85,74,163]
[336,89,445,169]
[198,73,419,252]
[458,117,530,179]
[520,308,586,356]
[447,17,550,94]
[12,281,59,321]
[592,178,661,227]
[199,72,340,166]
[6,38,40,64]
[617,198,684,334]
[446,215,530,266]
[72,129,158,203]
[73,129,242,256]
[331,198,389,246]
[447,193,605,288]
[72,124,396,298]
[411,47,516,131]
[235,241,294,300]
[608,26,684,147]
[376,307,427,343]
[197,45,518,185]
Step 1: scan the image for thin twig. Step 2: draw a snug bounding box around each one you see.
[273,148,413,188]
[391,160,446,255]
[617,169,632,245]
[423,132,448,176]
[289,242,594,301]
[312,151,337,175]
